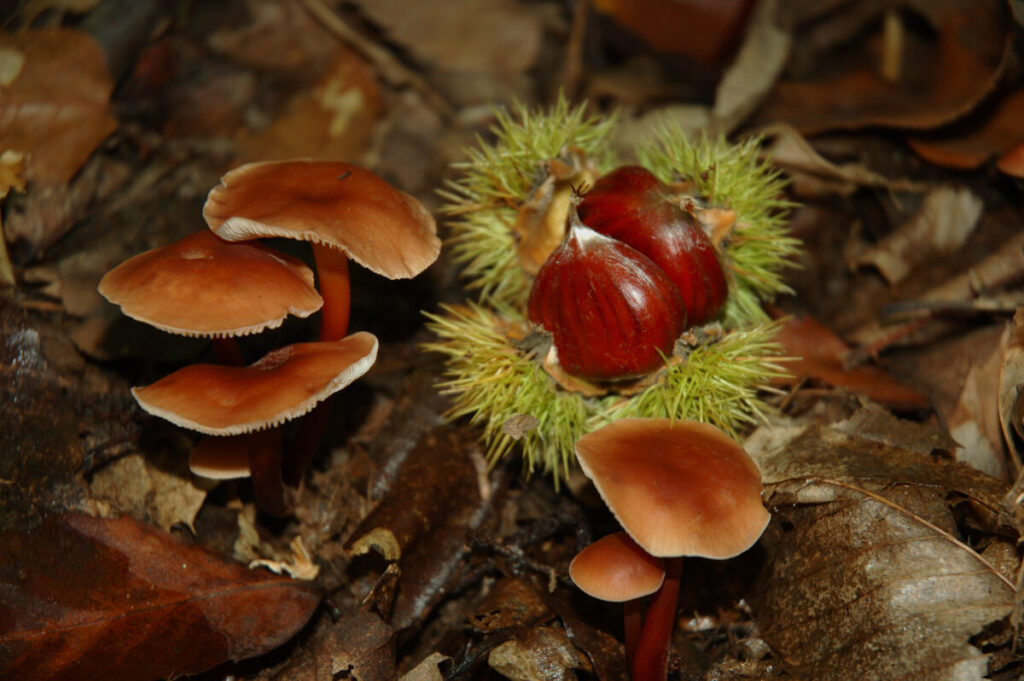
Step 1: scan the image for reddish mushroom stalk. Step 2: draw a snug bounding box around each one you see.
[313,242,352,341]
[631,556,682,681]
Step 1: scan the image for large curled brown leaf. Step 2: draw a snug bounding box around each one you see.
[747,414,1015,681]
[755,0,1010,133]
[0,514,321,681]
[0,28,117,184]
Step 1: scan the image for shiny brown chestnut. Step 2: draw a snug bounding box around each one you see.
[578,166,728,326]
[527,210,687,381]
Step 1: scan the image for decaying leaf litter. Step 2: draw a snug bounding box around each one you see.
[2,1,1024,680]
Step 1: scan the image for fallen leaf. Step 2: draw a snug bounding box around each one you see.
[0,28,117,184]
[90,452,208,532]
[488,625,591,681]
[748,417,1015,681]
[754,0,1011,134]
[854,186,983,285]
[328,610,395,681]
[947,325,1011,479]
[774,314,928,409]
[997,139,1024,179]
[208,0,339,78]
[713,0,790,133]
[0,150,25,285]
[0,300,137,532]
[351,0,542,73]
[906,87,1024,169]
[468,578,554,632]
[999,312,1024,471]
[0,513,321,681]
[347,424,491,629]
[400,652,451,681]
[764,124,927,197]
[847,231,1024,353]
[237,47,380,163]
[592,0,755,65]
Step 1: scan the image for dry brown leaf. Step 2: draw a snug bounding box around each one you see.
[488,625,591,681]
[747,415,1015,681]
[947,325,1011,480]
[998,312,1024,471]
[0,513,321,681]
[754,0,1010,134]
[399,653,450,681]
[763,124,927,197]
[208,0,339,78]
[713,0,790,133]
[90,452,208,532]
[906,87,1024,170]
[591,0,755,64]
[0,151,25,286]
[0,28,117,184]
[773,314,928,409]
[351,0,542,73]
[238,47,379,164]
[854,186,983,285]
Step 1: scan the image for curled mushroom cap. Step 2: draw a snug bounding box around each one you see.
[132,332,378,436]
[569,532,665,602]
[98,230,323,337]
[575,418,770,559]
[203,160,440,279]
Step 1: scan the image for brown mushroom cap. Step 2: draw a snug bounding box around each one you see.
[575,418,770,559]
[98,230,323,337]
[203,160,440,279]
[569,532,665,602]
[132,332,378,435]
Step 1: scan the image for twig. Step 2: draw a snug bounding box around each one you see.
[300,0,453,117]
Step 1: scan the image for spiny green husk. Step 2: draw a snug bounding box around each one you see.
[430,100,800,481]
[440,96,617,313]
[425,303,788,482]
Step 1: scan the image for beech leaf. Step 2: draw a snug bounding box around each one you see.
[0,28,117,184]
[747,414,1015,681]
[0,514,321,681]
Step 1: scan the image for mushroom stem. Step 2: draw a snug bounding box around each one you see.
[624,598,644,669]
[631,556,682,681]
[283,400,330,487]
[212,338,244,366]
[313,242,351,341]
[247,428,287,517]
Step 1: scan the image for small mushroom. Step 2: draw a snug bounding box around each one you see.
[134,332,378,515]
[575,418,770,681]
[98,229,322,364]
[133,333,378,435]
[569,531,665,668]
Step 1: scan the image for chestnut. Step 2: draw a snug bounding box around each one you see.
[527,210,687,381]
[578,166,728,326]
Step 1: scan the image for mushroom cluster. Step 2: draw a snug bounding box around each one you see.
[100,160,440,514]
[570,418,770,681]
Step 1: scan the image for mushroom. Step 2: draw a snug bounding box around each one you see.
[203,160,440,484]
[202,160,440,342]
[134,333,378,515]
[98,229,323,364]
[569,531,665,668]
[574,418,770,681]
